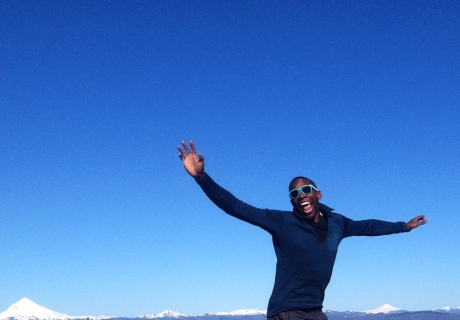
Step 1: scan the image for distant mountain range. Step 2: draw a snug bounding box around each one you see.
[1,298,460,320]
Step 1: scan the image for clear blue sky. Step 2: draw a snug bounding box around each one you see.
[1,0,459,317]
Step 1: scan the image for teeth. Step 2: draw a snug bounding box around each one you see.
[300,201,311,207]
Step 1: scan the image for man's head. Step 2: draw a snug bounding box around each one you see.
[288,176,322,222]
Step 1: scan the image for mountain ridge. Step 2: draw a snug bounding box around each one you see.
[2,299,460,320]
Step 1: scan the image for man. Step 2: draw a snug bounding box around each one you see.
[177,140,427,320]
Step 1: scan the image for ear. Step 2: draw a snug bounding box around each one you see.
[316,190,322,200]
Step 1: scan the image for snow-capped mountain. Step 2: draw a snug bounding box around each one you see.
[433,307,460,314]
[139,309,266,318]
[3,298,460,320]
[139,311,191,318]
[206,310,266,316]
[363,304,401,314]
[0,298,70,320]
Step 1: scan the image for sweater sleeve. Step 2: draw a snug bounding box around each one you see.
[195,173,285,234]
[341,215,407,238]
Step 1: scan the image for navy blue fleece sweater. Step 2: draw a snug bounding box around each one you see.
[196,174,407,317]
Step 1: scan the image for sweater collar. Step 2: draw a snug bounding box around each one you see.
[319,202,334,218]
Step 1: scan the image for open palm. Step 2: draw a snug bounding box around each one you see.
[178,140,204,179]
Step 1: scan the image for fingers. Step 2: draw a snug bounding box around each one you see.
[177,145,186,160]
[190,140,197,154]
[418,217,428,225]
[178,140,200,161]
[177,141,190,159]
[409,215,428,230]
[415,215,427,224]
[181,140,191,154]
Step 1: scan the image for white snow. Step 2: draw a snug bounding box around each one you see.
[140,308,267,318]
[4,298,458,319]
[364,304,401,314]
[139,310,189,318]
[0,298,70,320]
[208,309,266,316]
[440,307,453,311]
[433,307,460,313]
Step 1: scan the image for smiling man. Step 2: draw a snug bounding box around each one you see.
[178,140,427,320]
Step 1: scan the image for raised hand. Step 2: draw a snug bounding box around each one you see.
[178,140,205,179]
[406,215,428,231]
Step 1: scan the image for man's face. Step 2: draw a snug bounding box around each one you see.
[289,178,322,222]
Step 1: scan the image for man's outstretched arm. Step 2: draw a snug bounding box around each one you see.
[406,215,428,231]
[177,140,285,232]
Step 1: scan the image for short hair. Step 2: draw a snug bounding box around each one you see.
[289,176,317,190]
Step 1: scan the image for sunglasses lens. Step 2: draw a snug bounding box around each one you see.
[301,185,313,195]
[289,190,300,199]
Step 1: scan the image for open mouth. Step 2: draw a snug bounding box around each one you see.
[300,201,312,213]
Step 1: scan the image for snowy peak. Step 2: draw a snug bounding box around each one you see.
[139,310,189,318]
[364,304,401,314]
[207,309,266,316]
[0,298,70,320]
[434,307,460,314]
[139,309,267,318]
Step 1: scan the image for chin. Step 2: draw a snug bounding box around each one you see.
[302,212,315,219]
